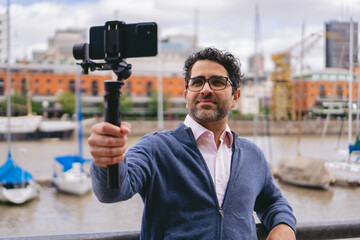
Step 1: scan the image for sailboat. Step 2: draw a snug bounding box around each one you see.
[0,153,40,204]
[0,66,42,139]
[274,23,333,189]
[0,1,40,204]
[52,70,92,195]
[325,19,360,185]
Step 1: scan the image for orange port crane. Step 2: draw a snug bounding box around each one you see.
[270,31,343,121]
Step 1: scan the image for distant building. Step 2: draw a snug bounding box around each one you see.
[128,35,198,77]
[0,13,8,63]
[238,52,270,115]
[1,34,197,103]
[248,53,264,74]
[325,19,358,69]
[32,28,86,64]
[293,68,360,115]
[238,75,272,115]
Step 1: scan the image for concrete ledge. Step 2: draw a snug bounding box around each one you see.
[88,119,353,136]
[3,219,360,240]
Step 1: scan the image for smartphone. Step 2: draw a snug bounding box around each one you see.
[89,22,158,60]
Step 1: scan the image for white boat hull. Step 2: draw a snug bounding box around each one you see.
[0,115,42,134]
[38,120,76,132]
[0,181,40,204]
[53,171,91,195]
[326,162,360,185]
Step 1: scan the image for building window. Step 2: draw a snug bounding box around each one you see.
[21,78,26,95]
[91,80,98,96]
[47,89,51,95]
[47,79,51,84]
[58,79,62,84]
[146,81,152,96]
[337,85,343,99]
[125,81,131,95]
[35,79,39,84]
[319,84,325,98]
[0,78,4,95]
[69,79,75,93]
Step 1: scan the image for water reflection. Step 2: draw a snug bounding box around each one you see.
[0,197,40,236]
[0,136,359,237]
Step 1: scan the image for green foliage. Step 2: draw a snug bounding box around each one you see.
[121,93,133,110]
[0,93,44,116]
[56,91,76,115]
[147,89,171,114]
[31,101,43,114]
[259,105,270,116]
[229,109,242,119]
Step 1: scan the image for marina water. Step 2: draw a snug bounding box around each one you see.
[0,135,359,238]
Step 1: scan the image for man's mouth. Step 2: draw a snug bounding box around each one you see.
[197,99,216,107]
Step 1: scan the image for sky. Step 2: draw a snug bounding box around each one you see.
[1,0,360,73]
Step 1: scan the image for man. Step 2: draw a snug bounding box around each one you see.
[89,47,296,239]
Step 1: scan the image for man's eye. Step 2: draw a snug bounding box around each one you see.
[211,78,226,86]
[190,79,204,86]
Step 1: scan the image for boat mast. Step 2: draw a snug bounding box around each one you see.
[76,68,83,157]
[6,0,11,154]
[348,18,353,146]
[297,21,305,157]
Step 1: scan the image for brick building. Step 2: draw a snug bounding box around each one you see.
[0,69,185,99]
[294,68,360,115]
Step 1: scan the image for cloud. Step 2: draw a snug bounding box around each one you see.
[4,0,360,73]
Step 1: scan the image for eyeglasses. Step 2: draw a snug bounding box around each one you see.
[187,76,233,92]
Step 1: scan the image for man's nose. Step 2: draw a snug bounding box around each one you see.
[201,82,213,94]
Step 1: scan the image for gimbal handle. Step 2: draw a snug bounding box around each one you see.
[104,80,122,188]
[74,42,132,189]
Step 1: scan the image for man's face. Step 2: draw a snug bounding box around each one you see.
[184,60,240,124]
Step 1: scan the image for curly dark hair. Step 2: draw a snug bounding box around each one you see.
[183,47,243,94]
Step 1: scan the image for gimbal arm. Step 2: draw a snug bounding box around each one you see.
[74,42,131,188]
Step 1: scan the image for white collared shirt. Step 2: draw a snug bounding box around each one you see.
[184,115,233,206]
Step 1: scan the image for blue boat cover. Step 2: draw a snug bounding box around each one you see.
[0,152,33,184]
[55,155,91,172]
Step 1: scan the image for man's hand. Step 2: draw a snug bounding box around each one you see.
[88,122,131,168]
[266,223,296,240]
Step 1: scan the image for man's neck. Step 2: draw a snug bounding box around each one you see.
[193,117,229,148]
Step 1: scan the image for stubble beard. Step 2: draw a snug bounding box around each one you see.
[188,95,232,123]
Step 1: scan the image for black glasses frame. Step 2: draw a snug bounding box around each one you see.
[187,76,233,92]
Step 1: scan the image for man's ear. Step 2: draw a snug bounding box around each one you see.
[184,90,188,109]
[232,89,241,108]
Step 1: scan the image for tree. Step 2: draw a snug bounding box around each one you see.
[56,91,76,115]
[0,93,42,116]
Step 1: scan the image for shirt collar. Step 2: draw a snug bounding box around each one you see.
[184,115,233,147]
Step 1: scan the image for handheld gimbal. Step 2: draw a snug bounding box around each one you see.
[73,20,157,188]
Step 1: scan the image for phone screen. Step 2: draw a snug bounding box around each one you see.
[89,22,158,60]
